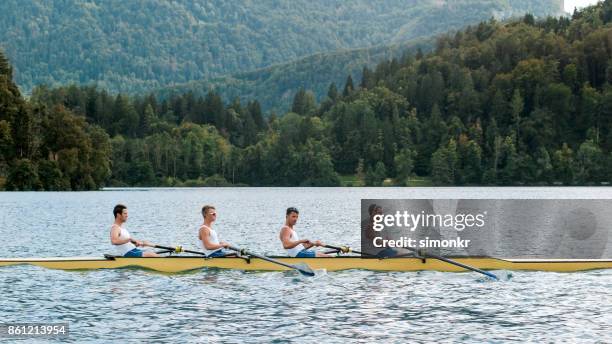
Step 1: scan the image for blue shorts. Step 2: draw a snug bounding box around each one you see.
[208,249,233,258]
[123,248,144,257]
[295,249,316,258]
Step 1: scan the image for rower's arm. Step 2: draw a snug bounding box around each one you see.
[200,227,226,250]
[280,227,309,249]
[110,225,132,245]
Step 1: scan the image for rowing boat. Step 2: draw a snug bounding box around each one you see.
[0,256,610,273]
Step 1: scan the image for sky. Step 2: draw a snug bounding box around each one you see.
[564,0,601,12]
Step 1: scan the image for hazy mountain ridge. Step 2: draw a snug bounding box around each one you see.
[1,0,563,97]
[158,38,433,113]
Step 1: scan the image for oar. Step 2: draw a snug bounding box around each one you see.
[398,247,499,281]
[322,244,379,258]
[227,245,315,277]
[152,244,209,256]
[326,241,498,280]
[130,240,209,256]
[139,240,239,258]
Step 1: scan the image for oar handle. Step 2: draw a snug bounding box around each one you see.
[153,244,208,256]
[154,244,183,253]
[323,245,378,258]
[323,245,351,253]
[227,245,242,254]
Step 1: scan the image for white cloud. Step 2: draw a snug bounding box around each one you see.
[564,0,601,13]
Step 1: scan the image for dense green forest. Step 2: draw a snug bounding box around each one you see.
[2,2,612,190]
[1,0,562,99]
[0,53,111,190]
[157,38,433,114]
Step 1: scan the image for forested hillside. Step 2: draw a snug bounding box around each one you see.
[158,38,433,113]
[2,2,612,190]
[0,53,111,190]
[1,0,562,96]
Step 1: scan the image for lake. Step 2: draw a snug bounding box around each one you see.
[0,187,610,343]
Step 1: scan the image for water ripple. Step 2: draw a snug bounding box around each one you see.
[1,188,611,342]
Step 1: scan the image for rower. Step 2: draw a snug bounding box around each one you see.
[362,203,383,253]
[280,207,330,257]
[110,204,159,257]
[198,205,234,257]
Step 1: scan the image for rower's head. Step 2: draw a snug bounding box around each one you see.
[286,207,299,226]
[368,204,383,218]
[113,204,128,223]
[202,205,217,222]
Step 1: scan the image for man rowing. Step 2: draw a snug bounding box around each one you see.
[361,203,397,257]
[198,205,234,257]
[280,207,331,257]
[110,204,159,257]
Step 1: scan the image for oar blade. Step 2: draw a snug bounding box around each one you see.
[293,263,315,277]
[482,270,499,281]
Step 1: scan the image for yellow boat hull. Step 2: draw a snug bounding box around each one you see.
[0,256,611,273]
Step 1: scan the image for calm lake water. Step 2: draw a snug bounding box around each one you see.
[1,187,611,343]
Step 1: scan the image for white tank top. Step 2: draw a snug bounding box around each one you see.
[199,225,222,255]
[285,228,305,257]
[113,225,136,256]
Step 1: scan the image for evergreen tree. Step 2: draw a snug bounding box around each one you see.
[11,104,35,159]
[343,75,354,97]
[140,104,156,136]
[431,139,458,185]
[394,148,416,185]
[291,88,316,116]
[205,91,225,129]
[554,143,575,185]
[577,84,599,139]
[361,66,374,89]
[535,147,553,184]
[0,50,12,79]
[112,94,139,137]
[498,136,518,185]
[510,89,524,144]
[0,120,12,164]
[248,100,265,130]
[459,138,482,184]
[575,139,604,183]
[603,0,612,23]
[365,161,386,186]
[327,82,338,101]
[355,158,365,185]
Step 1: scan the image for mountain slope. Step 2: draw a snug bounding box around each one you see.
[0,0,563,95]
[157,38,433,113]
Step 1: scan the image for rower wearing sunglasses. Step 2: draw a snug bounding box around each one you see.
[198,205,235,257]
[280,207,331,258]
